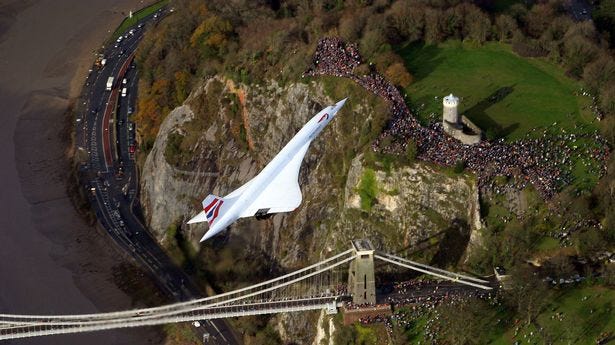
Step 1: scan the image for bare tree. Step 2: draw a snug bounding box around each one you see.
[506,265,550,325]
[464,4,491,43]
[583,54,615,92]
[495,14,518,42]
[424,7,443,44]
[600,81,615,117]
[563,34,598,77]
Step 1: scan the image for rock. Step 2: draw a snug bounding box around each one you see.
[139,75,484,344]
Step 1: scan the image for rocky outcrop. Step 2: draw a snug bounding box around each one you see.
[338,155,481,253]
[139,75,483,344]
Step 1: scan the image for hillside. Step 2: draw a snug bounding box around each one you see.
[132,0,615,344]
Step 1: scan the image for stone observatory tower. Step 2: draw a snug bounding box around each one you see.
[442,93,482,145]
[442,93,460,127]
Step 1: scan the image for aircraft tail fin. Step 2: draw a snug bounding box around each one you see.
[187,194,226,226]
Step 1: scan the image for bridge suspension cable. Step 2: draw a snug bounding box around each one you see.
[0,242,495,341]
[0,249,354,341]
[374,251,492,290]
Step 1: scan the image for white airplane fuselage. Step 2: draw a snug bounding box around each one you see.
[189,98,347,241]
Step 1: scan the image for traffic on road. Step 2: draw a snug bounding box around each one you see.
[75,7,238,345]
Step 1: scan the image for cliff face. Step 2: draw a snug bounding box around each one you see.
[141,76,344,251]
[339,155,481,253]
[139,75,483,343]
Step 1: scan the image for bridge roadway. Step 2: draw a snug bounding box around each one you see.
[74,7,238,344]
[0,246,494,341]
[0,296,347,341]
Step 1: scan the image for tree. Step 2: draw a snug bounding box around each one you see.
[563,34,598,77]
[593,0,615,46]
[512,31,547,57]
[174,70,190,104]
[574,229,605,257]
[358,168,378,211]
[385,62,413,88]
[339,11,365,41]
[405,140,417,163]
[405,3,426,42]
[601,263,615,286]
[360,28,386,58]
[600,82,615,117]
[424,7,443,44]
[495,14,517,42]
[508,3,528,27]
[583,54,615,92]
[505,265,550,324]
[386,0,410,37]
[464,4,491,43]
[526,4,554,38]
[441,5,464,39]
[541,16,573,43]
[546,254,575,278]
[436,298,499,345]
[453,160,465,173]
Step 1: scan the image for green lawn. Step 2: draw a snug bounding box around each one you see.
[112,0,169,40]
[399,41,596,141]
[492,285,615,344]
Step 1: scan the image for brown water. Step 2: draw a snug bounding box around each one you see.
[0,1,162,344]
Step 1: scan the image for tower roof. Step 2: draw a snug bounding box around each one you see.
[443,93,459,105]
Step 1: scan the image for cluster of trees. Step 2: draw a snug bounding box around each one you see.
[134,0,615,147]
[384,0,615,119]
[134,2,233,149]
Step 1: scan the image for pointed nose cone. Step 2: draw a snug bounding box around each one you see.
[331,98,347,118]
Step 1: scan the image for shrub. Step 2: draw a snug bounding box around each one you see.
[358,168,378,211]
[453,160,466,173]
[405,140,417,163]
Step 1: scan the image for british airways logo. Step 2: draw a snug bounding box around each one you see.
[317,113,329,123]
[203,198,224,225]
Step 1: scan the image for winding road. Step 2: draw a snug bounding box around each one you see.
[74,8,239,345]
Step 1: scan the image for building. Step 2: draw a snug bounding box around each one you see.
[442,94,482,145]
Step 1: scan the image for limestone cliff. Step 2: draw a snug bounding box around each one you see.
[139,75,483,343]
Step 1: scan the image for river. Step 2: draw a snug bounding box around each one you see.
[0,1,162,344]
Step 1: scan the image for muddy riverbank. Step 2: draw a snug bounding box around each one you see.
[0,1,164,344]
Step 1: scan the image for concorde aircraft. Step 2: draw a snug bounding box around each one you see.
[188,98,348,242]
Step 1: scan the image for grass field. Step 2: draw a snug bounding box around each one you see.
[399,41,596,141]
[491,285,615,344]
[111,0,168,40]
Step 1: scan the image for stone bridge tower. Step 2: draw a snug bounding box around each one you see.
[348,239,376,305]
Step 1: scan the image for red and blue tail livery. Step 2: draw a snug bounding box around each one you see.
[187,194,227,227]
[203,196,224,225]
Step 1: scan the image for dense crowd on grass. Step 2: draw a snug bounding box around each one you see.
[353,281,495,343]
[305,37,610,199]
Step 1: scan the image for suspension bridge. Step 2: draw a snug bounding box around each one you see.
[0,239,493,341]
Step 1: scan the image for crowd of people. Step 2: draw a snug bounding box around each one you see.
[304,37,610,199]
[350,281,496,344]
[345,279,494,330]
[303,37,362,79]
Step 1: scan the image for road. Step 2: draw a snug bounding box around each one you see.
[75,8,239,345]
